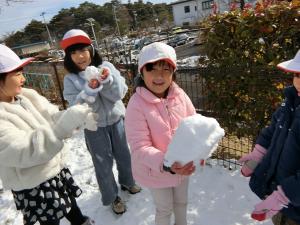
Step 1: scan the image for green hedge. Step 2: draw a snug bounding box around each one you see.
[199,2,300,138]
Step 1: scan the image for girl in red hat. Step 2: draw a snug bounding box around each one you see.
[61,29,141,215]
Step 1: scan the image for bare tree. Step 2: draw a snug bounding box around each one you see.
[3,0,33,5]
[0,0,33,13]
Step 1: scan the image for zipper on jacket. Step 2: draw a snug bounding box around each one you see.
[163,99,175,135]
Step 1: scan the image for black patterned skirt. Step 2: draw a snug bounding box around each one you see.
[12,168,82,225]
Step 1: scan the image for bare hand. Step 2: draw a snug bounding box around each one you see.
[100,67,109,80]
[171,161,195,176]
[88,79,100,89]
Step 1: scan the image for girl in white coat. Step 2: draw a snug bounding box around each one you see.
[0,44,96,225]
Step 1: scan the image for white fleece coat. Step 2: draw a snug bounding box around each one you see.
[0,88,68,191]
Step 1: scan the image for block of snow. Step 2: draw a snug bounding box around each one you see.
[164,114,225,167]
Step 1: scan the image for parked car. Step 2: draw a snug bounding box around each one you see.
[167,34,190,47]
[130,49,139,63]
[134,37,153,49]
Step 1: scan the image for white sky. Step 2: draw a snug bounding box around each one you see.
[0,130,272,225]
[0,0,173,39]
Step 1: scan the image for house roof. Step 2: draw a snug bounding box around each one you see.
[170,0,195,6]
[11,41,49,50]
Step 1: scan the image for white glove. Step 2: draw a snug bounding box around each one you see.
[85,65,113,84]
[81,112,98,131]
[53,103,93,139]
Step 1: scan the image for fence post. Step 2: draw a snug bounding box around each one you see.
[51,62,66,109]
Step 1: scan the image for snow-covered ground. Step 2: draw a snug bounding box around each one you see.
[0,131,272,225]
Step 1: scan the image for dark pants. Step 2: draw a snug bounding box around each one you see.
[39,201,86,225]
[84,119,135,205]
[272,213,300,225]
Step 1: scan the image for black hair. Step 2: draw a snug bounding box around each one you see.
[63,43,102,74]
[133,61,176,93]
[0,73,7,83]
[0,67,23,83]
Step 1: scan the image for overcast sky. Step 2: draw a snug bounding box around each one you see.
[0,0,172,39]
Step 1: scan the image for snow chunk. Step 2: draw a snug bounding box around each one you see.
[164,114,225,167]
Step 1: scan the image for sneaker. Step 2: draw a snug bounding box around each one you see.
[121,184,141,194]
[111,196,126,215]
[74,216,94,225]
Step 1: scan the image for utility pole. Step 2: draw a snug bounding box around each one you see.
[86,18,99,50]
[112,5,121,37]
[151,6,158,30]
[40,12,54,47]
[133,10,137,30]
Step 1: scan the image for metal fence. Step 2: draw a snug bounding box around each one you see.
[23,62,292,169]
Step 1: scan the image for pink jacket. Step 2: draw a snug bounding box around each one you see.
[125,82,196,188]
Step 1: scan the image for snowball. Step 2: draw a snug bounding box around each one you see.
[164,114,225,167]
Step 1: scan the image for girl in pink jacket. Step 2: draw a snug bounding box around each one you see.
[125,42,196,225]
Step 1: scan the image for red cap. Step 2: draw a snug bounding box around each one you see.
[60,29,92,50]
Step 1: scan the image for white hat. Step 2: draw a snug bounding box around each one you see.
[138,42,177,73]
[277,50,300,74]
[0,44,34,74]
[60,29,92,50]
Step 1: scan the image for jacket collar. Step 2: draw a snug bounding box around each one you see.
[136,82,181,104]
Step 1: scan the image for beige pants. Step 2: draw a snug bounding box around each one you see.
[272,213,300,225]
[150,178,189,225]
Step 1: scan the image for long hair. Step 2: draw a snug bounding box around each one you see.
[0,73,8,84]
[63,43,102,74]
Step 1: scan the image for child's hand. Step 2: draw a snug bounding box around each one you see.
[85,66,101,82]
[100,67,110,80]
[171,161,195,176]
[99,66,112,84]
[88,79,100,89]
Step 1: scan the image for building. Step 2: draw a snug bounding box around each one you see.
[170,0,256,26]
[11,41,50,57]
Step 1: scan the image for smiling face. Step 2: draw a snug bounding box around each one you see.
[141,60,174,98]
[0,69,26,102]
[70,47,92,71]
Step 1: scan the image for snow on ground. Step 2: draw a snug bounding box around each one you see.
[0,131,272,225]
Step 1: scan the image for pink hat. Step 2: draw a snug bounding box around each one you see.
[60,29,92,50]
[138,42,177,73]
[277,50,300,74]
[0,44,34,73]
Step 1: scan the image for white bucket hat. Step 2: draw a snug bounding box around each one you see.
[60,29,92,50]
[138,42,177,73]
[0,44,34,74]
[277,50,300,74]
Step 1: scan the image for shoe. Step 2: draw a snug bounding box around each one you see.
[121,184,141,194]
[73,216,94,225]
[111,196,126,215]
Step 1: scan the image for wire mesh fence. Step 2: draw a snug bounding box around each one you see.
[23,61,292,169]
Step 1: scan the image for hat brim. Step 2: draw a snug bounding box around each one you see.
[139,58,177,73]
[60,36,92,50]
[277,59,300,74]
[5,57,34,73]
